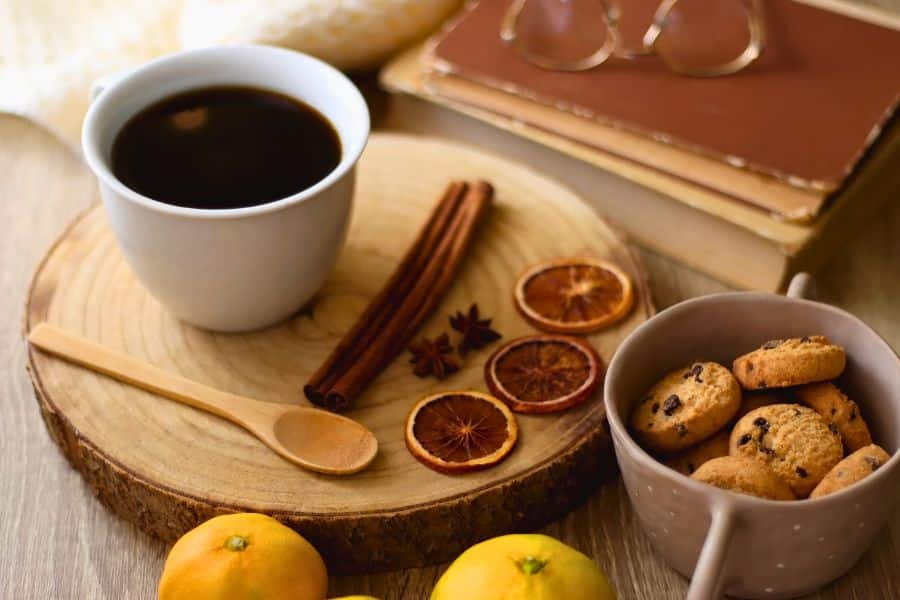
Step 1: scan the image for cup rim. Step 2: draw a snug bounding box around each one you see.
[81,44,370,220]
[604,290,900,508]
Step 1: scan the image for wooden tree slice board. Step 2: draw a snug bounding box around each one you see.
[26,133,653,574]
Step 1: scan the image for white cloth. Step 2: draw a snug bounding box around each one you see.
[0,0,460,150]
[179,0,461,72]
[0,0,183,149]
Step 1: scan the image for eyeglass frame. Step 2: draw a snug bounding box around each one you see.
[499,0,766,77]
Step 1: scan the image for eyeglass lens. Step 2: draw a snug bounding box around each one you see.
[653,0,755,72]
[507,0,759,74]
[511,0,616,67]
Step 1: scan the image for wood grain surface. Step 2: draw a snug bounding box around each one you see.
[22,134,650,573]
[2,2,899,596]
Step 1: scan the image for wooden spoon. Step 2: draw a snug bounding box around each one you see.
[27,323,378,475]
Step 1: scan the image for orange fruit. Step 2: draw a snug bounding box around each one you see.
[485,334,603,413]
[405,391,519,474]
[514,257,633,334]
[430,533,616,600]
[158,513,327,600]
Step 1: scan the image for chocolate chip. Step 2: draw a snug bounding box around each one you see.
[753,417,770,448]
[651,402,660,414]
[746,362,754,372]
[663,394,681,416]
[683,364,703,383]
[864,456,882,471]
[801,336,811,343]
[828,423,839,435]
[647,422,653,428]
[794,408,801,416]
[796,466,808,478]
[676,423,688,437]
[850,408,858,421]
[831,407,837,415]
[738,434,752,446]
[763,340,781,350]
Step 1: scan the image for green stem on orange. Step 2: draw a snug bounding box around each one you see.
[225,535,249,551]
[520,556,546,575]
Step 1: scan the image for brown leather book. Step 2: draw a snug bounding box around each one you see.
[381,48,900,290]
[421,68,829,221]
[429,0,900,201]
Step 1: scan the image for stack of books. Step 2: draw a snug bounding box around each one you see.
[380,0,900,291]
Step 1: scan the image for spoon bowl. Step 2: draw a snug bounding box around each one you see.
[27,323,378,475]
[268,407,378,474]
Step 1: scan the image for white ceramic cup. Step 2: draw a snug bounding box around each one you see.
[82,45,370,332]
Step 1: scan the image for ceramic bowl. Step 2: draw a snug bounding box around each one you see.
[604,274,900,599]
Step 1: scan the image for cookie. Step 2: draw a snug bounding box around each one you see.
[631,362,740,453]
[730,404,843,497]
[810,444,892,499]
[732,336,845,390]
[734,389,796,422]
[691,456,795,500]
[665,430,730,476]
[796,382,872,452]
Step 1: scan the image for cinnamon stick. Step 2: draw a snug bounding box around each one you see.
[304,181,469,407]
[323,181,493,410]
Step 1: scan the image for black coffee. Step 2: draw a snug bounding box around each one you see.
[111,86,341,209]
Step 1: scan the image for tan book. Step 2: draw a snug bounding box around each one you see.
[426,0,900,217]
[379,9,900,290]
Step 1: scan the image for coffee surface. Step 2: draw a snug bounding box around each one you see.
[112,86,341,209]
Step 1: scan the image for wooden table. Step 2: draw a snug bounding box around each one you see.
[2,4,899,597]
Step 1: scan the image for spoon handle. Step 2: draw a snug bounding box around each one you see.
[28,323,255,425]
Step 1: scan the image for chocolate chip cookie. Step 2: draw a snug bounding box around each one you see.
[732,336,846,390]
[666,430,730,476]
[730,404,843,497]
[796,382,872,453]
[691,456,795,500]
[631,361,741,453]
[810,444,892,499]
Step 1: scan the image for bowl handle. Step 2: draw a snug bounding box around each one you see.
[786,272,816,300]
[686,504,736,600]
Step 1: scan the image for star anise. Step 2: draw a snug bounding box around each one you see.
[408,333,460,379]
[449,304,502,355]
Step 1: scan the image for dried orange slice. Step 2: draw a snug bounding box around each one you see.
[514,257,633,334]
[485,334,603,414]
[405,391,519,474]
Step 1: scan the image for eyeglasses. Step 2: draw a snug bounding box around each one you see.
[500,0,765,77]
